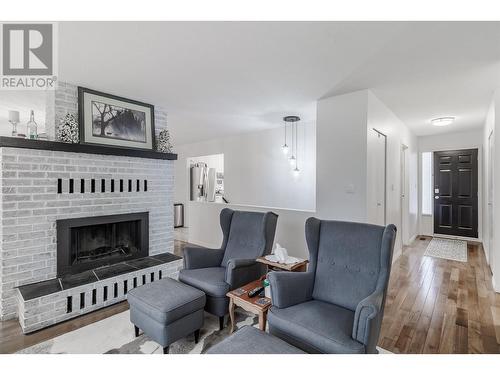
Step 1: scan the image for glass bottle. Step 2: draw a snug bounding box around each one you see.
[26,110,38,140]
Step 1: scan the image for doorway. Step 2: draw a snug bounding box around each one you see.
[433,149,478,238]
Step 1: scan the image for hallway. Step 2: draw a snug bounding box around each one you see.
[379,236,500,353]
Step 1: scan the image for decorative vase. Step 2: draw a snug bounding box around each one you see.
[156,129,173,153]
[58,113,79,144]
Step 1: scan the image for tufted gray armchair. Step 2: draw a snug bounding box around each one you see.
[179,208,278,330]
[267,218,396,354]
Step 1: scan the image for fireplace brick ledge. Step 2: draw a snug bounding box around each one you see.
[0,136,177,160]
[17,255,183,333]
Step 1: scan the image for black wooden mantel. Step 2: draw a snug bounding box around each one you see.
[0,137,177,160]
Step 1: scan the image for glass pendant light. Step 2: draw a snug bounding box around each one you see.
[292,118,300,176]
[284,116,300,167]
[288,121,296,166]
[281,121,289,155]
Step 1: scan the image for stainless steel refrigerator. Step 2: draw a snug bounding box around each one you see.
[190,162,216,202]
[190,162,207,201]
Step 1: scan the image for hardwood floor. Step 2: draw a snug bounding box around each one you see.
[378,236,500,354]
[1,237,499,354]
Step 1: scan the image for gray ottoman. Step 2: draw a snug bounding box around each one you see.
[206,326,304,354]
[127,277,206,354]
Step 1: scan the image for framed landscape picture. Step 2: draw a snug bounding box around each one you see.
[78,87,155,150]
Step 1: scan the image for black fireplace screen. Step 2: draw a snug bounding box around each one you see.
[71,220,140,265]
[57,212,149,276]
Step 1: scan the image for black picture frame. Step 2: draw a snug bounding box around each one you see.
[78,86,156,150]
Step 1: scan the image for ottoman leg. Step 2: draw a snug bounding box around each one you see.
[194,329,200,343]
[219,316,225,331]
[163,346,169,354]
[134,325,140,337]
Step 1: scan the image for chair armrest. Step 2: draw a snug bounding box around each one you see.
[183,246,224,270]
[268,271,314,309]
[352,290,384,347]
[225,259,264,288]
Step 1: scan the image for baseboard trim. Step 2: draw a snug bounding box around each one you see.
[492,276,500,294]
[392,247,402,264]
[406,234,418,245]
[186,238,220,249]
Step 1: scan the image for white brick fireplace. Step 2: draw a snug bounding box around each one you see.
[0,82,180,332]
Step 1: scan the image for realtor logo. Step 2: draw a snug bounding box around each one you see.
[1,22,57,90]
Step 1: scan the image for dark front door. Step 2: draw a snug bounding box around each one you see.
[433,149,478,238]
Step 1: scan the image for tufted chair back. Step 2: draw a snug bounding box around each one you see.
[305,218,395,311]
[220,208,278,267]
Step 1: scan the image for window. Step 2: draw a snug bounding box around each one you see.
[421,152,433,215]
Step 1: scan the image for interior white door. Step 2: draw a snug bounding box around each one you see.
[367,128,386,225]
[488,131,494,265]
[400,145,408,246]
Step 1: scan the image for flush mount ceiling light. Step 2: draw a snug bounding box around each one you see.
[431,117,455,127]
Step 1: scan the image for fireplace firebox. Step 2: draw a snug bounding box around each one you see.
[57,212,149,276]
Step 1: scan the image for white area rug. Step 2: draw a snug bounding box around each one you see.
[16,308,392,354]
[424,237,468,262]
[16,310,258,354]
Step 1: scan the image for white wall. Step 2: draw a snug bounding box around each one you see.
[483,90,500,292]
[316,90,369,221]
[187,201,312,259]
[316,90,418,259]
[177,89,418,263]
[0,91,48,136]
[418,129,484,238]
[174,123,316,213]
[366,92,419,253]
[483,99,495,265]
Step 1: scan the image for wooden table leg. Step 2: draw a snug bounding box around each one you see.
[258,310,267,331]
[229,298,235,334]
[295,264,307,272]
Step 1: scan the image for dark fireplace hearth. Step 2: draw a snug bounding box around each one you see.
[57,212,149,276]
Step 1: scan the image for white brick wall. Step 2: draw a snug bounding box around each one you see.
[0,147,174,320]
[45,81,168,142]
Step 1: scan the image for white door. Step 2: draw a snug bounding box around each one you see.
[367,128,386,225]
[400,145,408,246]
[488,131,494,264]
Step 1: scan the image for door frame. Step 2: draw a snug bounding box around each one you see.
[428,146,482,241]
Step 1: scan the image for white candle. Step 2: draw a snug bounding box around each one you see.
[8,110,20,123]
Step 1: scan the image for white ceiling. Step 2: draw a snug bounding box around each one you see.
[57,21,500,144]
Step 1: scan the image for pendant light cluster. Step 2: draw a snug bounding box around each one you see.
[281,115,301,176]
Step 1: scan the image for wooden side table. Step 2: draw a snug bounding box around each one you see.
[256,256,309,272]
[226,278,271,333]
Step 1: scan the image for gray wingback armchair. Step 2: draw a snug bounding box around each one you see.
[179,208,278,330]
[267,218,396,354]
